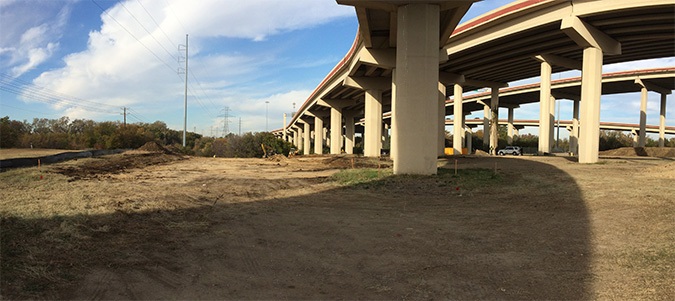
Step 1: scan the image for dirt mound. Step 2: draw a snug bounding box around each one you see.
[52,152,184,181]
[322,155,392,169]
[599,147,675,157]
[474,149,490,157]
[138,141,173,154]
[267,154,288,162]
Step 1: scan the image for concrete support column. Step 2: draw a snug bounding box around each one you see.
[314,116,324,155]
[659,93,667,147]
[453,84,464,155]
[303,122,311,155]
[638,86,648,147]
[483,105,490,149]
[571,100,580,155]
[578,47,603,163]
[489,87,499,155]
[293,128,299,148]
[390,68,398,160]
[439,82,447,157]
[364,89,383,157]
[391,3,440,174]
[466,126,472,154]
[283,113,287,141]
[383,123,390,153]
[330,106,343,154]
[507,107,515,145]
[344,111,355,154]
[538,61,552,155]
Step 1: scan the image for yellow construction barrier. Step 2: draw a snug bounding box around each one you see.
[444,147,468,155]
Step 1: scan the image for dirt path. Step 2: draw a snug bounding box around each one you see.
[1,153,673,300]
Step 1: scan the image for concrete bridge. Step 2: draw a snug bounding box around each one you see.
[279,0,674,174]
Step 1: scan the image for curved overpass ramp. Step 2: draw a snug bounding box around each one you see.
[283,0,674,174]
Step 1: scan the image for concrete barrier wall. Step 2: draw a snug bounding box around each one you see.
[0,149,126,171]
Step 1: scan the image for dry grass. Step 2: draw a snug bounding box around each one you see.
[1,152,673,299]
[0,148,77,160]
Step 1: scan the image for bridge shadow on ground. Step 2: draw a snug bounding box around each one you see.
[1,157,591,300]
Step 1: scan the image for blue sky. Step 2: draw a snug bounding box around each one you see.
[1,0,673,138]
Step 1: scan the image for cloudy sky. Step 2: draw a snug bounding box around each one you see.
[0,0,672,137]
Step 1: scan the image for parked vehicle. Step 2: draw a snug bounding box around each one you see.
[497,146,522,156]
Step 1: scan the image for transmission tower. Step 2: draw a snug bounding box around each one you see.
[220,107,231,137]
[178,34,189,147]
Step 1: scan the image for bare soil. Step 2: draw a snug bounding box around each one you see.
[1,151,673,300]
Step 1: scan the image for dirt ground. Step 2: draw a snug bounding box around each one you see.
[1,150,673,300]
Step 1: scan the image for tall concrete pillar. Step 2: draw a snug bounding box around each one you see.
[314,116,324,155]
[383,123,390,153]
[453,84,464,155]
[578,47,603,163]
[283,113,287,141]
[439,82,447,157]
[364,89,383,157]
[507,107,515,145]
[303,122,311,155]
[562,15,620,163]
[538,61,552,155]
[466,126,472,154]
[489,87,499,155]
[659,93,667,147]
[391,3,440,174]
[550,96,556,149]
[638,86,648,147]
[344,110,355,154]
[330,106,343,154]
[390,68,398,160]
[571,100,580,155]
[483,105,490,149]
[293,128,299,148]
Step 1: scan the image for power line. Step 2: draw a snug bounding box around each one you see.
[118,0,178,62]
[91,0,177,76]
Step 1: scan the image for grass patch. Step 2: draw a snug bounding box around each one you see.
[330,168,393,186]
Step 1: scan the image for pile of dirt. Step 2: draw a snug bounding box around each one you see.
[138,141,174,154]
[267,154,288,162]
[474,149,490,157]
[599,147,675,157]
[52,152,184,181]
[322,155,392,169]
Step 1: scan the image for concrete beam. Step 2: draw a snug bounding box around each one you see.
[439,71,464,86]
[463,78,508,89]
[318,98,360,108]
[355,7,372,48]
[561,16,621,55]
[351,47,396,74]
[552,91,581,101]
[635,78,672,95]
[343,76,392,91]
[534,54,582,70]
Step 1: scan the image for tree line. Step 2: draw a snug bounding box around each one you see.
[0,116,292,158]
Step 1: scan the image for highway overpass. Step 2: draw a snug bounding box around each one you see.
[280,0,674,174]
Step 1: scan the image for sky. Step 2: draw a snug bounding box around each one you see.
[0,0,673,138]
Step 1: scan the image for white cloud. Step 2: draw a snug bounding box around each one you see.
[23,0,351,130]
[0,1,72,77]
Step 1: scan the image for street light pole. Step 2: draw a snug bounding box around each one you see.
[265,101,269,132]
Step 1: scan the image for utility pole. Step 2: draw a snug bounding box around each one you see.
[178,34,189,147]
[121,107,127,127]
[265,101,270,131]
[239,117,242,136]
